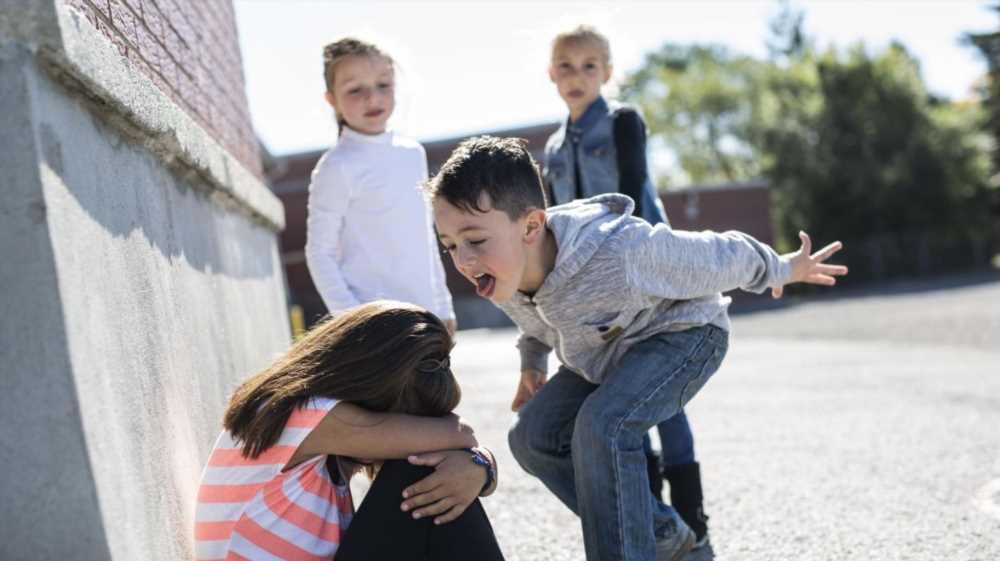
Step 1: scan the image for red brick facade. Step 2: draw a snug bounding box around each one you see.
[62,0,262,176]
[663,181,773,246]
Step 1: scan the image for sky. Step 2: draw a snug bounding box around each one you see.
[234,1,995,157]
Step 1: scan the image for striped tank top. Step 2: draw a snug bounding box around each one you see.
[194,397,354,561]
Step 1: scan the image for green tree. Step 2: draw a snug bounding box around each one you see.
[620,1,809,189]
[763,43,992,264]
[964,4,1000,205]
[624,18,994,276]
[622,45,766,187]
[766,0,807,60]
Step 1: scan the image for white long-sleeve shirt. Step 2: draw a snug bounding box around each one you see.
[305,127,454,320]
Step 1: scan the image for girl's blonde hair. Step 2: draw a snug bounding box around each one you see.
[321,37,394,131]
[224,301,459,459]
[551,25,612,66]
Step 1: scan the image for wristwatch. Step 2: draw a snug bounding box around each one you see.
[468,447,496,495]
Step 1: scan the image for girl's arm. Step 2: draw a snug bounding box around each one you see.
[613,107,651,220]
[305,157,362,312]
[398,447,498,525]
[292,402,477,465]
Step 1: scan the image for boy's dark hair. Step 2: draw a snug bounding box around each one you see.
[424,136,548,220]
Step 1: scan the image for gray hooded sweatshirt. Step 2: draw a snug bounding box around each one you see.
[497,193,793,384]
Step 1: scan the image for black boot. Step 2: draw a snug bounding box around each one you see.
[663,461,709,546]
[646,451,664,500]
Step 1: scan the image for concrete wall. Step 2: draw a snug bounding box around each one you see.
[0,2,288,560]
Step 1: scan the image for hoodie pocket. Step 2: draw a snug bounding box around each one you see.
[582,311,625,344]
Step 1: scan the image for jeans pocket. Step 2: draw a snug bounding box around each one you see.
[677,335,725,409]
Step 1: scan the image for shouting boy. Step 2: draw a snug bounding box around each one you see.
[426,136,846,561]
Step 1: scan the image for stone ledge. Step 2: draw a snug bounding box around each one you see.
[4,1,284,231]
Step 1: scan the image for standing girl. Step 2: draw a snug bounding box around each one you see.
[305,38,456,333]
[194,301,504,560]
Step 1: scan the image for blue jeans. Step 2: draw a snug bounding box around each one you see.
[508,325,728,561]
[647,410,695,467]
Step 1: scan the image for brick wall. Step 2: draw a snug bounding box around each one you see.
[662,183,774,246]
[62,0,262,177]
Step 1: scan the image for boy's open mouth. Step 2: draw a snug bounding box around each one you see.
[474,273,496,298]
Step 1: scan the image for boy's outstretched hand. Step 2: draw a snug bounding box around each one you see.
[773,231,848,299]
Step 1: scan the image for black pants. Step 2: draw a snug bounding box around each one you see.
[335,460,506,561]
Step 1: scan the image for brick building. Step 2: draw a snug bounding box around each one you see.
[267,124,775,329]
[663,180,773,244]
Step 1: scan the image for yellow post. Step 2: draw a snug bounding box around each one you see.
[289,305,306,341]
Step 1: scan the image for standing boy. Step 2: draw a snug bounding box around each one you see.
[426,136,846,561]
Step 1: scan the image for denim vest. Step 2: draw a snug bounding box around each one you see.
[543,97,667,225]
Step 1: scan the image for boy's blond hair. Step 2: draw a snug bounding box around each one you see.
[551,25,612,66]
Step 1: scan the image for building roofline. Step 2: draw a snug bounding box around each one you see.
[421,121,561,149]
[268,121,561,175]
[273,147,327,165]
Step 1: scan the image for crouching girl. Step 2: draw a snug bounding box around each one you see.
[194,301,504,561]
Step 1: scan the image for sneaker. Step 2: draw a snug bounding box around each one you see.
[692,531,710,550]
[655,522,695,561]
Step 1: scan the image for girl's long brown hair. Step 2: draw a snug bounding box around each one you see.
[224,301,459,458]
